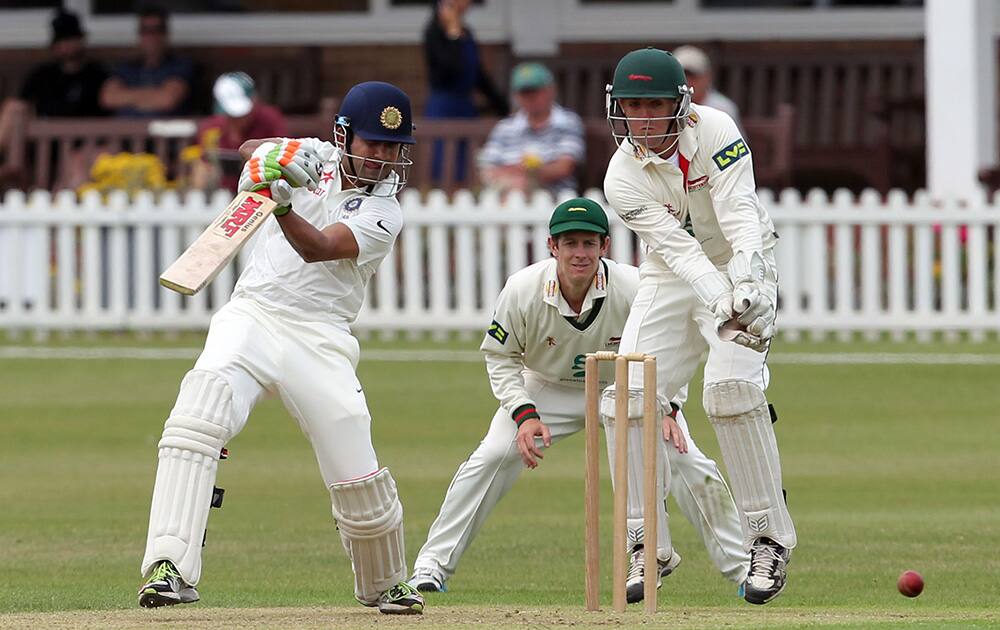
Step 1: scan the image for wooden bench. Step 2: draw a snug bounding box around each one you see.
[0,98,338,193]
[1,103,792,196]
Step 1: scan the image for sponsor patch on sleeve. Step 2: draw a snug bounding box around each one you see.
[487,320,509,344]
[712,138,749,171]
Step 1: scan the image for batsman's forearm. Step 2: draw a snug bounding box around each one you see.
[275,212,335,263]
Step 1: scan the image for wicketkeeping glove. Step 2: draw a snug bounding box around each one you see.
[726,251,776,350]
[691,270,735,331]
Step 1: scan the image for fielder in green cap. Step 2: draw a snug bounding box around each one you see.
[408,198,751,600]
[603,46,794,605]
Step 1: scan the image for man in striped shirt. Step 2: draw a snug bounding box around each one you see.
[478,62,585,194]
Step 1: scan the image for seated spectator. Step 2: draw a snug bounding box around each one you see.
[672,45,742,129]
[100,5,194,118]
[478,63,584,194]
[17,9,108,118]
[189,72,288,191]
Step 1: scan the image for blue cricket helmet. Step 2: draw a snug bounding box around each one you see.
[336,81,415,145]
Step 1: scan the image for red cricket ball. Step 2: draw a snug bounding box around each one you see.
[897,570,924,597]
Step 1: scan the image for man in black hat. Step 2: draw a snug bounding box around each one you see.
[17,9,108,117]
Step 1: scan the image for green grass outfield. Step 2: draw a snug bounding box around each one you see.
[1,336,999,629]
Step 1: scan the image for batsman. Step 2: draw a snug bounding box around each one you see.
[603,47,796,604]
[136,81,424,614]
[410,198,750,602]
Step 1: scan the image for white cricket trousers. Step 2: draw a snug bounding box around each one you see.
[190,297,380,484]
[413,372,748,583]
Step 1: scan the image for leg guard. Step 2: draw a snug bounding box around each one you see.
[142,370,238,585]
[668,410,749,583]
[330,467,407,606]
[704,380,796,550]
[600,386,673,560]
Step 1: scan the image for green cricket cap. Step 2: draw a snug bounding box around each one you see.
[549,198,610,236]
[511,62,554,92]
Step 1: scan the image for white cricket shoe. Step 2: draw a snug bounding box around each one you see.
[137,561,200,608]
[743,537,791,605]
[407,568,448,592]
[625,545,682,604]
[378,581,425,615]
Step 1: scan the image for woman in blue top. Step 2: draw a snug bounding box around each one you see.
[422,0,508,183]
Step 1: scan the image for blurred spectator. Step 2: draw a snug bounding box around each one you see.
[18,9,108,118]
[100,5,194,118]
[423,0,509,183]
[672,45,742,129]
[189,72,288,191]
[478,63,583,194]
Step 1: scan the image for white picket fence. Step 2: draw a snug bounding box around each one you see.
[1,188,998,339]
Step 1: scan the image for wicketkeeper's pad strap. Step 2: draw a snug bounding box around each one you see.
[330,467,407,605]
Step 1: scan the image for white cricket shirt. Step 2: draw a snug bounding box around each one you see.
[480,257,639,414]
[604,103,778,288]
[232,154,402,325]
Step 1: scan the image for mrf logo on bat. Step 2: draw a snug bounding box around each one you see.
[214,195,266,239]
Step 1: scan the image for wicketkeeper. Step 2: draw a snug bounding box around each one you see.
[409,198,749,603]
[603,48,797,604]
[137,81,424,614]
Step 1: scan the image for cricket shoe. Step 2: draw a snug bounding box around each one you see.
[743,537,791,605]
[137,560,200,608]
[378,581,425,615]
[407,568,448,592]
[625,545,682,604]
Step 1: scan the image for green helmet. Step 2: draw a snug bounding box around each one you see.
[606,47,692,158]
[609,47,688,99]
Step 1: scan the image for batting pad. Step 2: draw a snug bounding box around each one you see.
[599,386,673,560]
[704,380,797,550]
[330,467,407,605]
[142,370,236,585]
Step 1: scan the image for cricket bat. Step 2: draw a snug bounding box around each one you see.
[159,191,277,296]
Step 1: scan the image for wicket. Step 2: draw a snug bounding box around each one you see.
[584,351,659,614]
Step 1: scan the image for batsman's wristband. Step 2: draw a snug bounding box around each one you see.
[512,404,540,427]
[253,186,292,216]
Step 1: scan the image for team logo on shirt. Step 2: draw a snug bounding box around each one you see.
[487,320,508,344]
[619,206,647,221]
[593,270,605,291]
[712,138,749,171]
[343,196,364,214]
[545,336,557,347]
[606,336,621,347]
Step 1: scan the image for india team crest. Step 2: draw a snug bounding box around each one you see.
[379,106,403,130]
[343,196,364,214]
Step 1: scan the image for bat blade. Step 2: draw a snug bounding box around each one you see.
[159,191,278,296]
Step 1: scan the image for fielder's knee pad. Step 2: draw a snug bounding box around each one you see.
[141,370,237,585]
[703,380,796,549]
[330,467,407,605]
[599,386,673,558]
